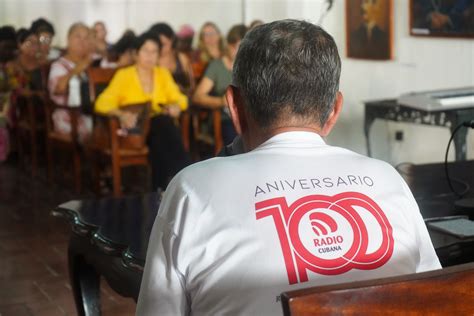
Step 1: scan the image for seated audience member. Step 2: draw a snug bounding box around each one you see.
[176,24,195,58]
[95,31,190,191]
[192,24,247,146]
[0,25,17,95]
[192,21,224,79]
[93,21,111,58]
[8,28,39,91]
[48,22,93,142]
[149,23,194,95]
[137,20,441,315]
[0,25,18,161]
[4,28,40,125]
[30,18,60,64]
[100,30,136,69]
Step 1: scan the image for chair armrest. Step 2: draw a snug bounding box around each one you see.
[91,102,151,151]
[44,100,82,141]
[90,113,120,150]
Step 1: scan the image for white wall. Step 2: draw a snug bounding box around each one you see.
[321,0,474,164]
[0,0,244,46]
[1,0,473,165]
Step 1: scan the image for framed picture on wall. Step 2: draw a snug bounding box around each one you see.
[346,0,394,60]
[410,0,474,38]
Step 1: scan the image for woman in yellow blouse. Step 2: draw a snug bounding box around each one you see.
[95,31,190,191]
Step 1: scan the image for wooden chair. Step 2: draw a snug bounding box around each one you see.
[190,105,223,157]
[15,91,47,177]
[87,68,116,102]
[90,102,151,197]
[15,63,52,177]
[88,67,191,153]
[87,68,151,197]
[44,98,83,193]
[281,262,474,316]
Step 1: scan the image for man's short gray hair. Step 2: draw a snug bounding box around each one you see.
[232,19,341,128]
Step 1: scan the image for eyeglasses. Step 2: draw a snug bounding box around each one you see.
[39,35,52,45]
[23,39,39,47]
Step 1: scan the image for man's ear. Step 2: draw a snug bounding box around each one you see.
[225,85,246,135]
[320,91,343,137]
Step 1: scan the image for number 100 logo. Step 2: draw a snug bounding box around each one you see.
[255,192,394,284]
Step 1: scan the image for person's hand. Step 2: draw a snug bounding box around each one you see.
[163,104,181,118]
[118,111,138,129]
[73,57,92,75]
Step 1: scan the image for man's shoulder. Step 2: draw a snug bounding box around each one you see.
[177,147,398,181]
[175,156,237,180]
[168,154,255,193]
[338,147,400,175]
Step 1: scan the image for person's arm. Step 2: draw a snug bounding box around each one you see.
[192,76,226,109]
[48,61,68,101]
[136,180,189,315]
[53,58,91,95]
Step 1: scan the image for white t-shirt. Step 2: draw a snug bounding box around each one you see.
[137,132,441,316]
[48,57,75,106]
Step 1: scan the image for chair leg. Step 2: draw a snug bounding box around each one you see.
[112,158,122,197]
[17,130,24,170]
[46,140,53,182]
[93,154,101,196]
[31,130,37,178]
[73,150,81,194]
[180,112,190,152]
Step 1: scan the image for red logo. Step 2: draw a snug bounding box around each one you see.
[255,192,394,284]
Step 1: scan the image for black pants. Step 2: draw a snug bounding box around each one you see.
[147,115,191,191]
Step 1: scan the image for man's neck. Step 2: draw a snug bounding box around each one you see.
[243,125,322,152]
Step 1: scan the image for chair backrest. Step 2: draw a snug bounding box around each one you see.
[93,102,151,150]
[119,102,152,146]
[281,262,474,316]
[44,97,82,141]
[87,68,116,103]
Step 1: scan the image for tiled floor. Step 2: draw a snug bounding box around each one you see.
[0,160,136,316]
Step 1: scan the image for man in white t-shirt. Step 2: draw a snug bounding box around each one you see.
[137,19,441,316]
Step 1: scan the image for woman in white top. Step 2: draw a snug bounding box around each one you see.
[48,22,93,141]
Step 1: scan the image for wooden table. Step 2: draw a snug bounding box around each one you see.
[52,193,159,316]
[52,161,474,316]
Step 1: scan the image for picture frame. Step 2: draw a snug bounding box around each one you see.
[346,0,394,60]
[409,0,474,38]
